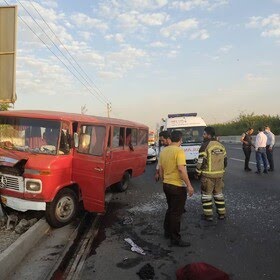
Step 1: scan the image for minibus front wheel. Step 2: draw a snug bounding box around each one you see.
[46,188,78,228]
[116,171,131,192]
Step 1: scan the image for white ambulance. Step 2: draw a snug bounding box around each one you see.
[160,113,206,173]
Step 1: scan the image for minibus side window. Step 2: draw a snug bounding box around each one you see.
[59,122,71,155]
[132,129,137,146]
[138,129,148,145]
[125,128,137,146]
[125,128,132,146]
[112,126,124,148]
[78,125,106,156]
[107,127,111,148]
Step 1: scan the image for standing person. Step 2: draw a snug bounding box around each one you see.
[240,128,254,171]
[196,127,227,221]
[255,128,268,174]
[264,125,275,172]
[155,131,171,182]
[159,130,194,247]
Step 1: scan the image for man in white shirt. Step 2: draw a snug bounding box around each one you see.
[264,125,275,172]
[255,127,268,174]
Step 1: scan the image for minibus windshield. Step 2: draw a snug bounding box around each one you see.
[0,116,61,155]
[168,126,205,145]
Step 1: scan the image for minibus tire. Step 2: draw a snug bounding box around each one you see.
[45,188,78,228]
[116,171,130,192]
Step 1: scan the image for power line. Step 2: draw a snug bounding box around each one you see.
[17,0,109,105]
[26,0,110,104]
[2,0,110,107]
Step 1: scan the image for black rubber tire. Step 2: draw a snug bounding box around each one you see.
[116,171,131,192]
[45,188,78,228]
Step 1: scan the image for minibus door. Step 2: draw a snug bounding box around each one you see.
[72,125,106,213]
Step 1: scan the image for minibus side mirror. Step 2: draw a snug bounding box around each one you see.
[74,133,79,148]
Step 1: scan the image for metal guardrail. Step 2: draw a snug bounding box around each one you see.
[219,135,280,147]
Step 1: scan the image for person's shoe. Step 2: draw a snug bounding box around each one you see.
[255,171,261,174]
[204,216,213,222]
[245,168,252,172]
[268,168,274,172]
[170,239,191,247]
[164,231,170,239]
[218,215,225,220]
[263,170,268,174]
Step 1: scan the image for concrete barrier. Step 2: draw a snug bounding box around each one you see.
[0,218,50,279]
[219,135,280,147]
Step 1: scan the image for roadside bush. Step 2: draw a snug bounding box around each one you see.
[212,113,280,136]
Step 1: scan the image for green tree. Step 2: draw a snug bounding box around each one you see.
[212,113,280,136]
[0,103,11,111]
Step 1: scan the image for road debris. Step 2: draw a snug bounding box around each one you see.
[124,238,146,255]
[122,216,134,225]
[6,214,18,230]
[137,263,155,279]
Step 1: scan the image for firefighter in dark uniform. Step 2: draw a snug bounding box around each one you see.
[240,128,254,171]
[196,127,227,221]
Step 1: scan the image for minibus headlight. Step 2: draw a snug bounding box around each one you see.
[25,180,42,193]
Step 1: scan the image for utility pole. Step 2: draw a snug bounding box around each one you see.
[107,103,112,118]
[81,104,87,115]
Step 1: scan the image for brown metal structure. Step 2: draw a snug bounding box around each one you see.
[0,5,17,103]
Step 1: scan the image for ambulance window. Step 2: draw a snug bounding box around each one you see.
[78,125,106,156]
[112,127,125,148]
[138,129,148,145]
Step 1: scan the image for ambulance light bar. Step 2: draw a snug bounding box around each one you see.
[168,113,197,118]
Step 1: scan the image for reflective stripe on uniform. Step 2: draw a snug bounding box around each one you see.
[214,193,224,199]
[202,170,225,175]
[202,194,212,200]
[203,202,212,206]
[214,200,224,205]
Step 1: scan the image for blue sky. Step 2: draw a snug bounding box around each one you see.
[2,0,280,129]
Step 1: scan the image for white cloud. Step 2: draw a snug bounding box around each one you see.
[40,0,58,9]
[70,13,108,31]
[78,31,93,41]
[190,29,209,40]
[150,41,167,47]
[98,71,124,80]
[247,14,280,39]
[126,0,168,10]
[117,11,169,29]
[105,33,125,43]
[167,50,179,58]
[160,19,199,39]
[138,12,169,26]
[171,0,228,11]
[245,73,268,82]
[218,44,233,54]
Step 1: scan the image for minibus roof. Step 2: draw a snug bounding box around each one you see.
[0,110,148,129]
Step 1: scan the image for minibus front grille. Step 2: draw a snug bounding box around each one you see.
[0,174,24,192]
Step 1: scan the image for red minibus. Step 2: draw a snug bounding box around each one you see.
[0,110,148,227]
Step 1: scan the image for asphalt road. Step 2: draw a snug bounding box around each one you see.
[81,144,280,280]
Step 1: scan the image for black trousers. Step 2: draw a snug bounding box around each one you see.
[266,146,274,170]
[243,147,251,169]
[163,183,187,242]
